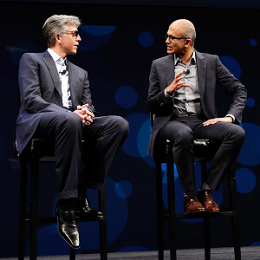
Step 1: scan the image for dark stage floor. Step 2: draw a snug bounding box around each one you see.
[2,246,260,260]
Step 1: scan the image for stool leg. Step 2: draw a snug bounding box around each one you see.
[229,163,241,260]
[70,247,76,260]
[19,161,27,260]
[201,161,211,260]
[156,163,164,260]
[204,216,210,260]
[166,142,177,260]
[30,152,39,260]
[99,181,107,260]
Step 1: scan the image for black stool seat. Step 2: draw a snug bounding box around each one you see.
[18,138,107,260]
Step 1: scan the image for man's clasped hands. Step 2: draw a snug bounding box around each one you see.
[74,104,94,125]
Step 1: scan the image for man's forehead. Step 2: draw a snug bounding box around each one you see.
[167,24,182,35]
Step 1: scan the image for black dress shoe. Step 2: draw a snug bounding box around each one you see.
[56,203,80,249]
[78,195,104,219]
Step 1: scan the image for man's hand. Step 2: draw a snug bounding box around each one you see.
[203,117,232,126]
[74,104,95,125]
[166,70,190,95]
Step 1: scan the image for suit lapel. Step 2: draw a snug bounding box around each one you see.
[164,55,175,87]
[196,51,206,99]
[42,51,62,96]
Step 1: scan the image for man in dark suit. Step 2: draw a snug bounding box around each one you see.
[16,14,129,248]
[147,19,246,214]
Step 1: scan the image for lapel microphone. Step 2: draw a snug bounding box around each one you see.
[60,65,67,75]
[184,69,190,75]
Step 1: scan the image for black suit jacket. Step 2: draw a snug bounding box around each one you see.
[16,50,97,154]
[147,50,247,156]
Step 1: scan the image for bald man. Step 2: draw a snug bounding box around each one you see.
[147,19,246,213]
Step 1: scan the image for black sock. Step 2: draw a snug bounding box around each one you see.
[59,198,78,210]
[201,182,212,191]
[77,185,87,197]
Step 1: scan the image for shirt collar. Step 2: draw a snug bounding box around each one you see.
[174,51,196,66]
[47,48,67,64]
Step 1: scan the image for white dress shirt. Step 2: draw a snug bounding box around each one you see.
[47,48,72,110]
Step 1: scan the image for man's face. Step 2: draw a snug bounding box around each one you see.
[60,24,81,55]
[165,23,186,55]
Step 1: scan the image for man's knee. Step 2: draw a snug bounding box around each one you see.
[108,116,129,135]
[174,127,194,145]
[233,126,245,143]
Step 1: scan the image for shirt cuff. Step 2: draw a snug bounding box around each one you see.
[164,88,173,102]
[225,114,235,123]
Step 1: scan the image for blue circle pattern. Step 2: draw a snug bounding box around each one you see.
[236,168,256,193]
[237,123,260,166]
[122,113,150,158]
[115,86,138,108]
[251,241,260,246]
[81,25,117,36]
[137,118,155,167]
[246,98,255,107]
[249,39,257,47]
[115,180,133,198]
[219,55,241,79]
[161,163,179,181]
[138,31,154,47]
[79,25,116,51]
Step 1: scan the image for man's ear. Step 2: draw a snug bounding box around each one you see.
[55,33,62,43]
[185,39,192,47]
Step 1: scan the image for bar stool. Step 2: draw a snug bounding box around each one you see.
[17,138,107,260]
[154,137,241,260]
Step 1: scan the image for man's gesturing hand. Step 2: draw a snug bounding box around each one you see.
[166,70,190,95]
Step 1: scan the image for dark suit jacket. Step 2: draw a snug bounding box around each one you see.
[16,50,97,155]
[147,50,247,156]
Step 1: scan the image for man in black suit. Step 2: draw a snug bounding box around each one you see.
[147,19,246,214]
[16,14,129,248]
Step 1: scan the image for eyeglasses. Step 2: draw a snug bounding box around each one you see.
[66,30,80,38]
[165,34,188,42]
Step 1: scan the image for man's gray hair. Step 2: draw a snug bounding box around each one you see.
[42,14,81,48]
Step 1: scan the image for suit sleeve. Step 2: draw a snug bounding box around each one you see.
[147,60,173,114]
[216,56,247,124]
[19,53,68,114]
[80,71,100,116]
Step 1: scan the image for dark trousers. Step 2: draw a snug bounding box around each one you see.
[156,114,245,197]
[36,112,129,200]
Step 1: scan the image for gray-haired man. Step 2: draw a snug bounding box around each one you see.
[16,14,129,248]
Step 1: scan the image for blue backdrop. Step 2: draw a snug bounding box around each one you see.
[0,1,260,257]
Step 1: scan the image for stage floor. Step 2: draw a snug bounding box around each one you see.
[2,246,260,260]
